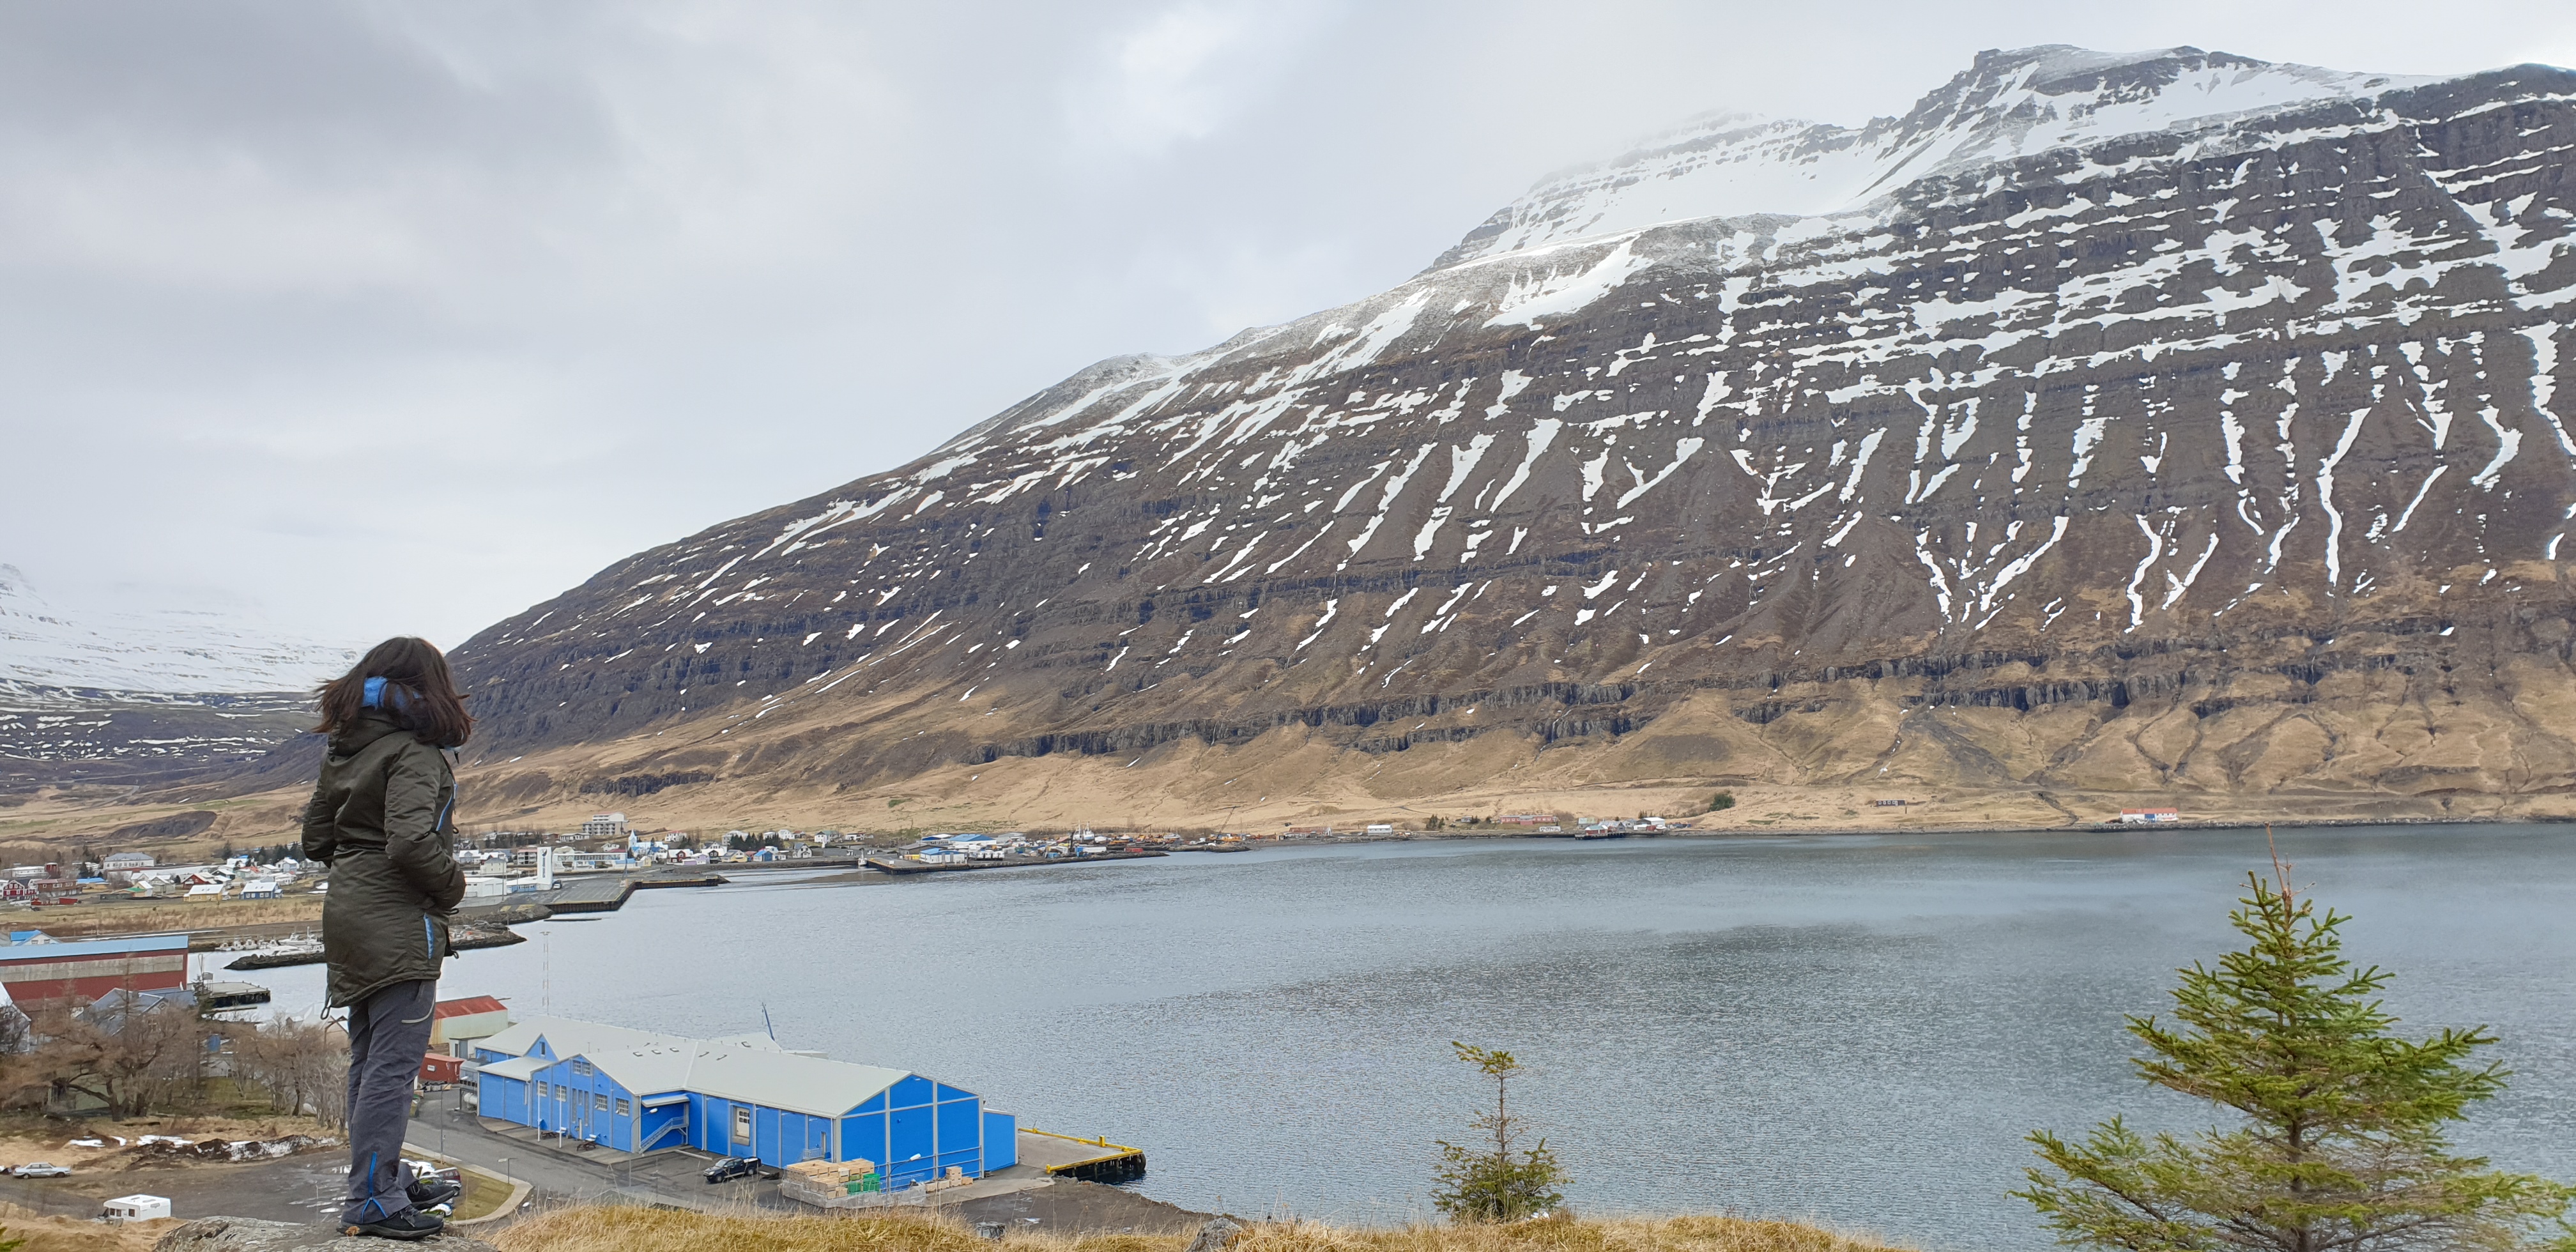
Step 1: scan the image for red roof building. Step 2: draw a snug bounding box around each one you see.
[429,995,512,1056]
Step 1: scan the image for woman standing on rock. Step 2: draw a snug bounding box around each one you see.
[302,637,471,1241]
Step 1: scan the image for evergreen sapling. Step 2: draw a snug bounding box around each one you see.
[1432,1042,1567,1223]
[2020,854,2575,1251]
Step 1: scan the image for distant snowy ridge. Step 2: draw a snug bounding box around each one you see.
[1430,45,2441,268]
[0,564,358,696]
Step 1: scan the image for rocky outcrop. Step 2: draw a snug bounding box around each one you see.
[153,1216,497,1252]
[426,47,2576,818]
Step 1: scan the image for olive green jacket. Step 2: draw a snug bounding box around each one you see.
[298,709,468,1007]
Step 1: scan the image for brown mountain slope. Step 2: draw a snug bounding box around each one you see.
[45,47,2576,843]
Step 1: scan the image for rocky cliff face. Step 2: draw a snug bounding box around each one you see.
[438,47,2576,827]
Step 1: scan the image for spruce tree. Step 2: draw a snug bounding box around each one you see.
[2020,864,2575,1252]
[1432,1042,1566,1222]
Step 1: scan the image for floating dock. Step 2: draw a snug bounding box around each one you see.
[1018,1128,1147,1183]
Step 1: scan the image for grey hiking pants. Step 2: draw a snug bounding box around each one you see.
[341,978,436,1226]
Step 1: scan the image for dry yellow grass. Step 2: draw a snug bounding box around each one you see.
[490,1208,1908,1252]
[27,895,322,938]
[0,1202,176,1251]
[1228,1216,1908,1252]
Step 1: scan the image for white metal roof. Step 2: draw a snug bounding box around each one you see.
[475,1014,667,1061]
[479,1054,549,1081]
[583,1043,699,1097]
[478,1014,913,1117]
[682,1039,910,1117]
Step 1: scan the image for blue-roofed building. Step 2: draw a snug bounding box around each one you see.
[471,1016,1015,1184]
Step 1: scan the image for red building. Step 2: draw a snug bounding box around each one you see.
[0,933,188,1005]
[431,995,512,1057]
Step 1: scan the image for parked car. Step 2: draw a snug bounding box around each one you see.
[702,1156,763,1184]
[12,1162,70,1177]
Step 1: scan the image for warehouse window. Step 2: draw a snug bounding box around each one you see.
[732,1107,751,1143]
[615,1098,631,1117]
[595,1092,609,1111]
[572,1060,592,1077]
[555,1084,568,1101]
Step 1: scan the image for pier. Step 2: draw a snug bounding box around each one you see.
[534,870,726,913]
[862,850,1167,876]
[1019,1129,1147,1184]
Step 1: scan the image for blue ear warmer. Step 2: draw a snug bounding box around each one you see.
[361,677,408,710]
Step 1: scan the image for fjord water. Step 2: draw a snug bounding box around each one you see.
[259,826,2576,1249]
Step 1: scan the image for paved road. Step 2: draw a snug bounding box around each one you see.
[406,1094,743,1214]
[0,1153,344,1225]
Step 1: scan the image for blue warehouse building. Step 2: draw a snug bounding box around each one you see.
[471,1016,1015,1185]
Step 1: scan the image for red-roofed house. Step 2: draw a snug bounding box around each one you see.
[429,995,511,1057]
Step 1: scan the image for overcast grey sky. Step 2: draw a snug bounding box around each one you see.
[6,1,2572,648]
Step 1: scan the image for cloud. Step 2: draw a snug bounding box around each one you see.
[1067,2,1324,155]
[1,0,2570,649]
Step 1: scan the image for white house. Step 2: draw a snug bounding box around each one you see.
[103,1195,171,1223]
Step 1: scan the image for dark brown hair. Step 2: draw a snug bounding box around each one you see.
[314,636,473,748]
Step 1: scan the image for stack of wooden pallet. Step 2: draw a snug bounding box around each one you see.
[779,1157,878,1205]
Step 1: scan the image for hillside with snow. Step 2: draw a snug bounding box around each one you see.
[88,44,2576,828]
[0,565,355,779]
[0,565,355,696]
[1429,46,2439,267]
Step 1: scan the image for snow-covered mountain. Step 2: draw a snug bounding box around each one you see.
[1430,46,2437,267]
[300,47,2576,823]
[0,565,356,779]
[0,565,356,696]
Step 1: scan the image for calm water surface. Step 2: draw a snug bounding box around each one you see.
[247,825,2576,1250]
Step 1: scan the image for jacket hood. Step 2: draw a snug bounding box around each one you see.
[328,708,415,757]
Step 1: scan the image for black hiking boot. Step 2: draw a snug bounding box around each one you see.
[408,1176,463,1209]
[343,1207,446,1240]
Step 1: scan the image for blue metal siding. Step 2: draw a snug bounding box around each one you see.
[598,1073,633,1150]
[458,1028,989,1181]
[888,1104,935,1184]
[693,1097,715,1152]
[840,1112,886,1169]
[937,1099,982,1175]
[983,1112,1016,1169]
[481,1075,529,1125]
